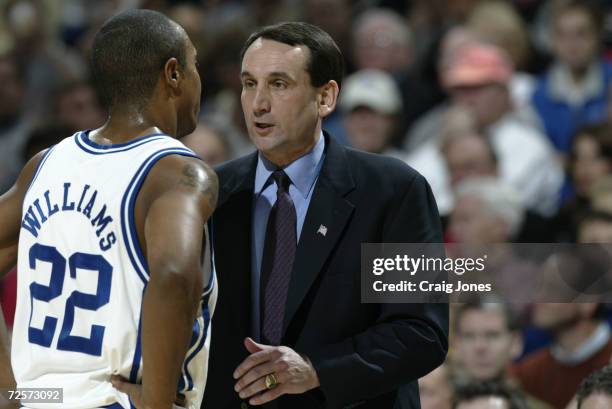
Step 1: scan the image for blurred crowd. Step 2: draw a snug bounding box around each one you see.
[3,0,612,408]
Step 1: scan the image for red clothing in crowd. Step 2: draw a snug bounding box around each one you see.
[511,339,612,409]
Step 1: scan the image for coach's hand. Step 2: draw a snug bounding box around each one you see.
[234,337,320,405]
[111,375,186,409]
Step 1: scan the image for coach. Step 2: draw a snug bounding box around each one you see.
[203,22,448,409]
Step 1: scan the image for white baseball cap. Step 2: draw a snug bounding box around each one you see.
[339,69,402,115]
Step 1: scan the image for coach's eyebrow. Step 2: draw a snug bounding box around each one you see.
[267,72,295,82]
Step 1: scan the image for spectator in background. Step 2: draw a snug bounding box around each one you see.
[403,26,479,151]
[441,131,498,188]
[419,364,454,409]
[0,53,31,194]
[449,177,525,244]
[201,26,255,159]
[532,0,612,156]
[571,125,612,202]
[511,303,612,409]
[454,302,522,383]
[22,124,71,162]
[407,42,563,216]
[351,8,412,76]
[453,381,530,409]
[339,69,405,159]
[590,176,612,214]
[54,81,106,134]
[349,8,438,144]
[467,1,531,72]
[453,301,553,409]
[303,0,353,69]
[553,124,612,241]
[575,366,612,409]
[182,122,232,166]
[577,209,612,244]
[443,129,554,241]
[466,0,542,126]
[4,0,86,118]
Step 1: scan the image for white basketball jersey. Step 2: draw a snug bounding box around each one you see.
[13,131,217,409]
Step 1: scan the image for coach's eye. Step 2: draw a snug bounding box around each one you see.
[272,80,287,89]
[243,80,256,89]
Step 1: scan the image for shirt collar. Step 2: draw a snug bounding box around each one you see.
[254,132,325,198]
[551,322,611,365]
[548,61,603,106]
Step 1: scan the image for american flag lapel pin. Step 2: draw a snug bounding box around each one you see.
[317,224,328,237]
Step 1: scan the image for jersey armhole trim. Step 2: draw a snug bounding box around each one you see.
[25,145,56,196]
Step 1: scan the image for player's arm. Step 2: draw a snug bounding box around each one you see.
[140,156,217,409]
[0,151,46,276]
[0,151,46,402]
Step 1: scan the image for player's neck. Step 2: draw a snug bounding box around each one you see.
[91,108,171,144]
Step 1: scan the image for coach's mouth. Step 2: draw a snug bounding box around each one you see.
[254,122,274,134]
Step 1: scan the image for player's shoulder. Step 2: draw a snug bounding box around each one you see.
[147,154,218,205]
[152,154,217,188]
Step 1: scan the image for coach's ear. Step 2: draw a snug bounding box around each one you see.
[164,57,182,95]
[317,80,339,119]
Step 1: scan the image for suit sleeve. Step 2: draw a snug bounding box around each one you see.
[305,173,449,408]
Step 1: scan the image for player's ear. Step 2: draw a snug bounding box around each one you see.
[164,57,182,93]
[317,80,339,119]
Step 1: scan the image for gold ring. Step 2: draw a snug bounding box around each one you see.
[265,373,278,390]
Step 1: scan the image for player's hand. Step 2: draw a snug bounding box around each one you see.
[111,375,186,409]
[0,399,19,409]
[233,337,320,405]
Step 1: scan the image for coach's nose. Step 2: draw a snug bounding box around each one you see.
[253,86,271,117]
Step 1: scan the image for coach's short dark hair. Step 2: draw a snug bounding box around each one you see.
[240,21,344,88]
[577,366,612,407]
[453,381,529,409]
[91,9,188,109]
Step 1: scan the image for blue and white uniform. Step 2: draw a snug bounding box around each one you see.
[12,131,216,409]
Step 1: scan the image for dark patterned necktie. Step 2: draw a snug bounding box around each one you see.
[261,170,296,345]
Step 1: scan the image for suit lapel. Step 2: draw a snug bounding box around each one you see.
[283,134,356,334]
[214,153,258,334]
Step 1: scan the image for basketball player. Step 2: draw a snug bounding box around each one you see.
[0,9,217,409]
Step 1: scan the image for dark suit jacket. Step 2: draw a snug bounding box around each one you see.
[203,133,449,409]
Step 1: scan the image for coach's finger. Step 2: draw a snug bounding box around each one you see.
[235,359,288,392]
[249,382,286,406]
[234,344,281,379]
[239,371,287,400]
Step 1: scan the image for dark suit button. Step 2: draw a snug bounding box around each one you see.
[241,402,248,409]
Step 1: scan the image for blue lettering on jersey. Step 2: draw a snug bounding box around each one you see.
[62,182,75,211]
[21,207,42,237]
[77,184,90,212]
[44,190,59,217]
[33,199,48,223]
[82,190,97,219]
[91,205,113,236]
[21,183,117,251]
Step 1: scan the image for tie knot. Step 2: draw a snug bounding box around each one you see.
[271,170,291,192]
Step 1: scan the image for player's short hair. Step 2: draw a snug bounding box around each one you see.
[240,21,344,88]
[453,381,528,409]
[91,9,187,109]
[577,366,612,408]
